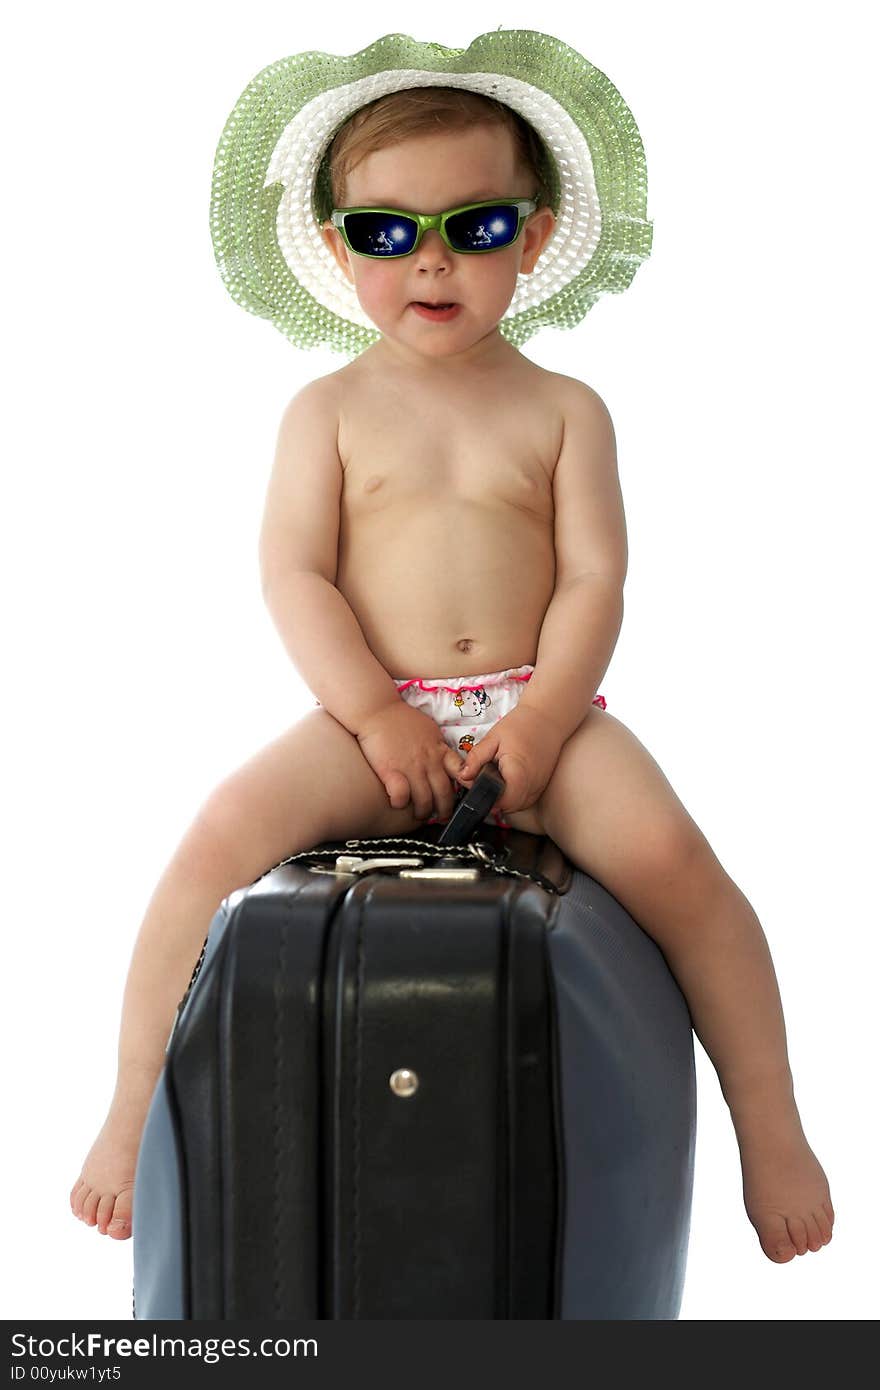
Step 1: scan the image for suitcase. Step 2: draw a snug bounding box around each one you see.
[132,763,696,1320]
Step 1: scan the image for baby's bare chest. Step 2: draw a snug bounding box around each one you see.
[338,392,560,521]
[331,380,563,677]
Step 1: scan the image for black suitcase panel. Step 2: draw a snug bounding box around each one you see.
[134,780,695,1319]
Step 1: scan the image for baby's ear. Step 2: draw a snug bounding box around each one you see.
[520,206,557,275]
[321,222,354,283]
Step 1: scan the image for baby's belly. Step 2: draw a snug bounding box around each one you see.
[336,502,557,680]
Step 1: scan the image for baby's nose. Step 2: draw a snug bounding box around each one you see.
[416,228,452,260]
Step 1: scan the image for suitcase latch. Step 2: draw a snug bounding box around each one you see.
[398,866,480,882]
[333,855,425,874]
[332,854,480,882]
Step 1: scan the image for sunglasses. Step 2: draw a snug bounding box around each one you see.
[329,198,538,260]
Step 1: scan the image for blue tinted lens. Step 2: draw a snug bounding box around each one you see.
[343,211,418,256]
[445,203,519,251]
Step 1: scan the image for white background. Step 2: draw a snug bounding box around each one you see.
[2,0,877,1322]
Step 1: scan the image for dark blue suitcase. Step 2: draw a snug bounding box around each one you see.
[132,763,696,1319]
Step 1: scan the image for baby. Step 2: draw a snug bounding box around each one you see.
[70,75,833,1265]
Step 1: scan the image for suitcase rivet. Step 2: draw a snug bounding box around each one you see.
[389,1068,419,1097]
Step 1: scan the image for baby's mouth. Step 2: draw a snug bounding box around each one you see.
[409,300,462,322]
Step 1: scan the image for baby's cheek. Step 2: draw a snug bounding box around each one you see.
[353,264,401,321]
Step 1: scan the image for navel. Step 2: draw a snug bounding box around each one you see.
[456,638,474,654]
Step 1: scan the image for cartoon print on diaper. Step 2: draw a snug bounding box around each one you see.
[452,686,492,718]
[457,732,477,756]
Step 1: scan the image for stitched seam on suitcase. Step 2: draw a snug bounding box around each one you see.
[353,887,369,1317]
[273,907,291,1316]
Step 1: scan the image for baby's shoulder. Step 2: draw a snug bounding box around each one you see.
[278,369,347,430]
[536,367,611,416]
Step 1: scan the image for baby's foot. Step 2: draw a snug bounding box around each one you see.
[70,1097,148,1240]
[734,1101,834,1262]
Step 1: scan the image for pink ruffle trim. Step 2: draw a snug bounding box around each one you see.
[393,669,534,696]
[315,689,608,718]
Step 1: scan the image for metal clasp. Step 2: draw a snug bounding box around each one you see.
[333,855,425,874]
[398,866,480,882]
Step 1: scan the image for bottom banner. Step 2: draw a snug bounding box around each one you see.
[5,1320,674,1387]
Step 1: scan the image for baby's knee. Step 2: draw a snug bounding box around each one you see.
[184,780,270,884]
[638,812,720,901]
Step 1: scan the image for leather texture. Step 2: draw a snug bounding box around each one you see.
[133,831,695,1320]
[549,869,696,1318]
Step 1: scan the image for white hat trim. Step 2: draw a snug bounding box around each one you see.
[264,68,602,330]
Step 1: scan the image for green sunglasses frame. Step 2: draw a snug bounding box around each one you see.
[329,197,538,259]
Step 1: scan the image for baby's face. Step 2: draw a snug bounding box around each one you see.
[322,124,556,362]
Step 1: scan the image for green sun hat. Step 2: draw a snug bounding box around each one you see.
[209,29,653,358]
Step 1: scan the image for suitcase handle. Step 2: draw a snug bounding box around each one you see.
[436,761,506,846]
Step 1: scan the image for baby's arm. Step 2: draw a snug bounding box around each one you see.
[518,381,627,740]
[259,382,400,735]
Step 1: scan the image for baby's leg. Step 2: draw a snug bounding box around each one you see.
[526,707,834,1263]
[70,708,430,1240]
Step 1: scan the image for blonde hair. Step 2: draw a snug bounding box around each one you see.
[317,86,555,217]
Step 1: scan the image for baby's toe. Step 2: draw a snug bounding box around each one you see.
[80,1187,100,1227]
[107,1187,133,1241]
[804,1213,826,1253]
[785,1216,809,1257]
[816,1204,834,1244]
[95,1192,117,1235]
[758,1212,797,1263]
[70,1179,87,1219]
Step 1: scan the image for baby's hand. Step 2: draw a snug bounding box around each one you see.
[356,701,465,823]
[456,706,564,817]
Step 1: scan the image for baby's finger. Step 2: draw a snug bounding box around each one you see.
[496,754,528,810]
[445,749,466,782]
[410,773,435,824]
[428,766,456,822]
[384,769,411,810]
[461,738,496,782]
